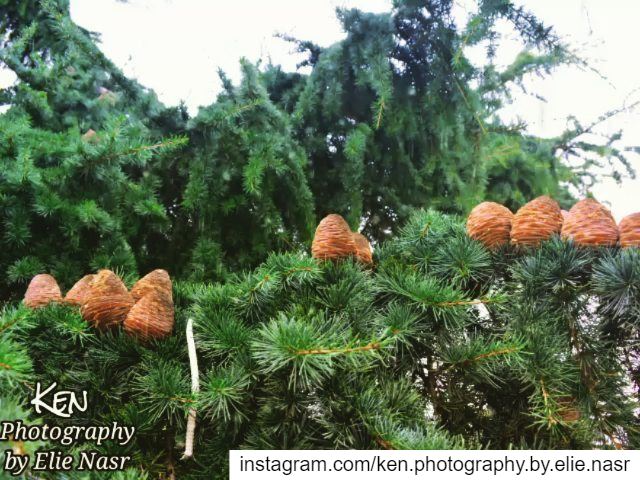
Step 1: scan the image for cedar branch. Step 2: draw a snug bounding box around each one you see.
[294,341,382,356]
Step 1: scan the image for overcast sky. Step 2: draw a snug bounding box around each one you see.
[4,0,640,220]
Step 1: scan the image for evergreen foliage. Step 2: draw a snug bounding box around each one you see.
[177,61,315,281]
[0,111,186,299]
[1,211,639,478]
[1,1,639,476]
[266,0,632,239]
[1,0,636,290]
[0,0,182,134]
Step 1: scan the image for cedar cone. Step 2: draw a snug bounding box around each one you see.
[353,232,373,264]
[311,214,357,261]
[561,198,618,247]
[24,274,62,309]
[64,274,95,306]
[561,209,570,219]
[81,129,99,143]
[511,196,563,247]
[123,289,174,341]
[81,269,134,330]
[131,269,172,302]
[558,396,580,423]
[466,201,513,249]
[619,212,640,248]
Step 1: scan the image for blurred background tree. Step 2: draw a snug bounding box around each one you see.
[267,0,634,240]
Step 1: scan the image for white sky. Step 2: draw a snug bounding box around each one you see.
[2,0,639,220]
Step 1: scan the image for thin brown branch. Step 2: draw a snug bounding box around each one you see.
[540,378,558,426]
[166,430,176,480]
[376,99,385,129]
[435,297,499,307]
[123,138,186,156]
[168,396,194,404]
[540,379,550,407]
[375,436,396,450]
[0,317,20,334]
[454,78,487,135]
[295,341,382,356]
[283,266,314,277]
[447,346,520,371]
[472,347,520,362]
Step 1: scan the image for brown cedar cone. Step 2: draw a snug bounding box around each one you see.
[511,196,563,247]
[81,129,99,143]
[558,396,580,423]
[561,198,618,247]
[311,214,357,261]
[24,274,62,309]
[64,274,96,306]
[619,212,640,247]
[123,289,174,341]
[466,201,513,249]
[131,269,172,302]
[81,269,134,330]
[352,232,373,264]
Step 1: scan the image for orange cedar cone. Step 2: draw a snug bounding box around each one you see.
[24,274,62,309]
[561,198,618,247]
[131,269,172,302]
[81,269,134,330]
[619,212,640,247]
[64,274,96,306]
[311,214,357,261]
[466,201,513,249]
[511,196,563,247]
[352,232,373,264]
[124,289,174,341]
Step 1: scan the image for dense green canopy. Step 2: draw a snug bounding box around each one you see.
[1,2,639,477]
[0,0,634,296]
[1,211,638,477]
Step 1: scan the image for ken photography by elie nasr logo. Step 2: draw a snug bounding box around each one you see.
[1,381,135,476]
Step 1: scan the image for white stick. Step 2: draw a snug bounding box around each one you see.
[182,317,199,460]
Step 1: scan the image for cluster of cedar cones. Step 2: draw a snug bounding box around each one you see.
[467,195,640,249]
[311,214,373,264]
[23,269,174,342]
